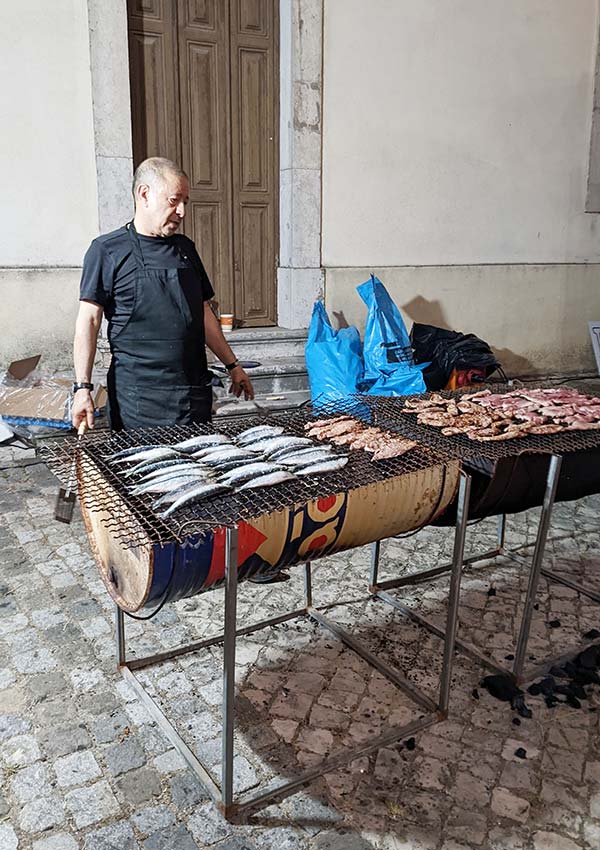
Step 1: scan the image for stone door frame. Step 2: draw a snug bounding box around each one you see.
[86,0,323,329]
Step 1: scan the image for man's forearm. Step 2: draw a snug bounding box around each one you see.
[204,305,237,365]
[74,317,101,382]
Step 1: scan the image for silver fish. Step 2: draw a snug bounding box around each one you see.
[249,436,314,456]
[134,465,211,486]
[193,446,257,465]
[130,469,214,495]
[295,457,349,476]
[158,481,232,517]
[236,424,284,445]
[111,447,179,465]
[106,444,163,461]
[191,444,246,460]
[209,457,260,473]
[122,457,197,479]
[219,462,283,486]
[269,442,328,461]
[237,470,297,490]
[135,460,208,479]
[131,473,209,496]
[278,449,341,468]
[172,434,232,453]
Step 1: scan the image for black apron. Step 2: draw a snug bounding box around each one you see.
[106,223,212,430]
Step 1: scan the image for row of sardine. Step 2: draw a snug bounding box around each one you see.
[104,424,348,518]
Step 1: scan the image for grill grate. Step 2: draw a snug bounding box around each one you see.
[361,384,600,461]
[40,398,451,547]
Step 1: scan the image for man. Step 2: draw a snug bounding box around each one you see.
[72,157,254,430]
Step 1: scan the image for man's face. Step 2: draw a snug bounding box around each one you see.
[141,173,190,237]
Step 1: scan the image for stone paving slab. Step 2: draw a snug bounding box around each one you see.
[0,447,599,849]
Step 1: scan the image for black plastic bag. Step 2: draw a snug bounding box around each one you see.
[410,323,502,390]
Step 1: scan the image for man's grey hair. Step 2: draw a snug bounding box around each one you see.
[132,157,188,197]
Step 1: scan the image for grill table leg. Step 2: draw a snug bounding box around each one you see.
[439,471,471,714]
[112,537,452,819]
[370,540,381,589]
[512,454,562,680]
[371,455,575,685]
[222,525,239,810]
[116,606,126,666]
[303,561,313,608]
[497,514,507,550]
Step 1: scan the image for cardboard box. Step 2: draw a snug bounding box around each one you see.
[0,356,106,425]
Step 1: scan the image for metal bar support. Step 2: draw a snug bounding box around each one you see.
[497,514,507,550]
[303,561,313,608]
[113,524,455,819]
[512,455,562,679]
[221,525,239,808]
[369,540,381,589]
[439,471,471,713]
[115,606,126,666]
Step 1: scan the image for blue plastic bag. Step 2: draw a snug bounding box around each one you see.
[357,275,426,396]
[305,302,363,406]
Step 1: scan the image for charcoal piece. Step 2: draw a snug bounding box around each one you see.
[482,674,521,703]
[548,619,561,629]
[512,717,521,726]
[539,676,556,697]
[566,693,582,709]
[527,676,556,698]
[513,694,533,719]
[583,628,600,640]
[564,661,578,678]
[505,654,515,661]
[576,645,600,670]
[549,665,568,678]
[533,603,539,611]
[574,669,600,686]
[545,695,559,708]
[487,587,497,597]
[514,747,527,759]
[405,737,416,751]
[471,688,480,700]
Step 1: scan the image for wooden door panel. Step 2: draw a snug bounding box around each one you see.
[127,0,278,324]
[239,49,268,191]
[189,203,228,299]
[230,0,278,325]
[127,0,180,166]
[185,0,217,29]
[186,43,221,188]
[240,204,269,319]
[178,2,233,308]
[238,0,269,36]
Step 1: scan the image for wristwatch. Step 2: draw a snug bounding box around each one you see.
[224,360,239,371]
[72,382,94,393]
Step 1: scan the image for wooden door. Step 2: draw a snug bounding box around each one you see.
[127,0,278,326]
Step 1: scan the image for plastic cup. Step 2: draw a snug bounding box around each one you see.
[220,314,234,333]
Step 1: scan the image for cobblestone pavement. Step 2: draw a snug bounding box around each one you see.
[1,444,600,850]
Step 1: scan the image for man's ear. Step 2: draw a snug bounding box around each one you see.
[136,183,150,206]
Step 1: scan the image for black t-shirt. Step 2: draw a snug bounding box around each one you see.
[79,225,215,333]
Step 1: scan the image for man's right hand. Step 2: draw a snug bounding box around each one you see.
[72,390,95,429]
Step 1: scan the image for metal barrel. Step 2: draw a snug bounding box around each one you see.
[81,462,460,612]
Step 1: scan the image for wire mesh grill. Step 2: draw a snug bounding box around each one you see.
[40,398,452,546]
[360,384,600,461]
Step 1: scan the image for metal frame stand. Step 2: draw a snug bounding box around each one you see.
[115,508,470,820]
[369,455,596,684]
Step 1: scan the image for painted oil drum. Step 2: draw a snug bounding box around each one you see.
[80,461,460,613]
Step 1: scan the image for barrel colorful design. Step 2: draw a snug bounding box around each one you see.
[80,461,460,612]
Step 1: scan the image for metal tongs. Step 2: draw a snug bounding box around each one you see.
[54,421,87,523]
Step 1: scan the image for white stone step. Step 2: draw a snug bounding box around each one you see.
[219,326,308,360]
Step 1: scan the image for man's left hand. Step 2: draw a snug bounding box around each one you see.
[228,365,255,400]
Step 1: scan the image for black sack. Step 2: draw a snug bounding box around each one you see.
[410,323,501,390]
